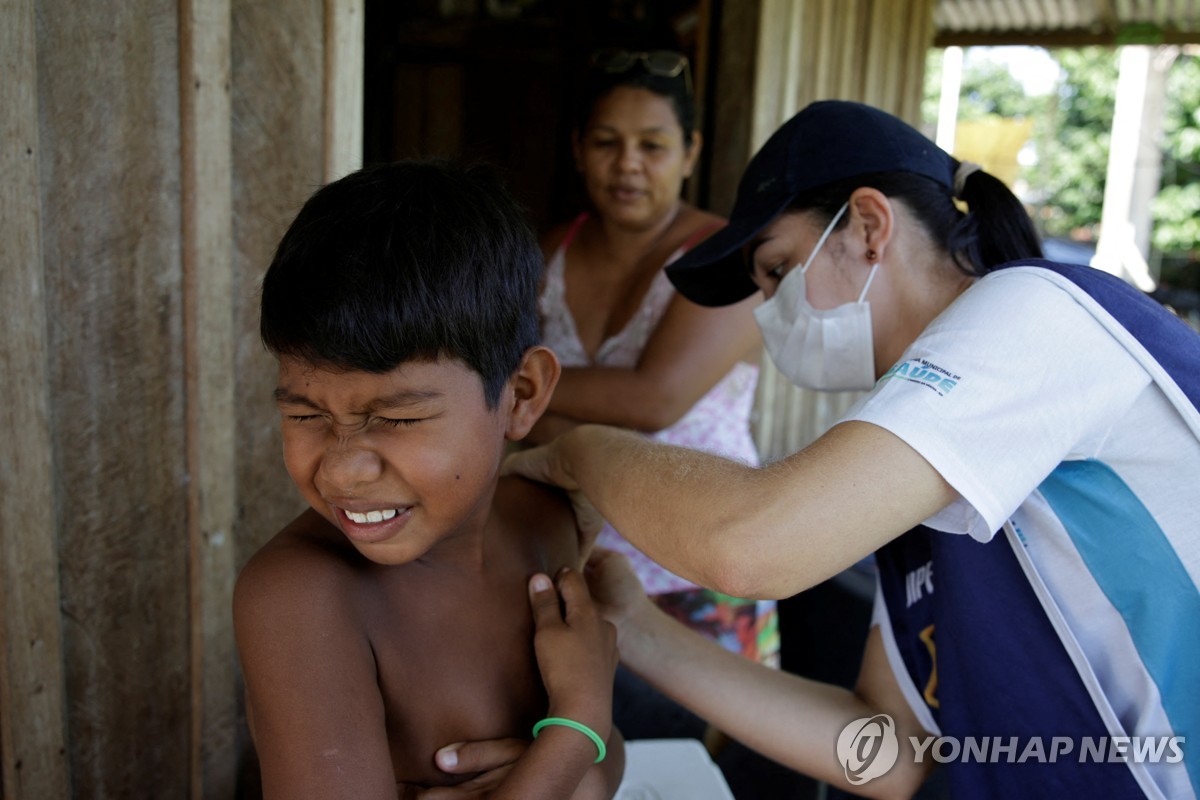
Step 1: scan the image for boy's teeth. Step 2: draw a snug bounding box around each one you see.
[345,508,399,524]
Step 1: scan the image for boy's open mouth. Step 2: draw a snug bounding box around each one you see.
[336,505,414,546]
[343,508,400,524]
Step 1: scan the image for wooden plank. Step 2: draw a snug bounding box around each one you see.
[685,0,713,208]
[834,0,868,99]
[37,1,191,795]
[785,0,808,114]
[900,0,937,124]
[911,0,934,107]
[425,65,465,156]
[229,4,326,791]
[179,1,238,797]
[861,0,882,104]
[752,0,797,147]
[692,0,714,137]
[883,0,908,110]
[0,1,71,795]
[746,0,935,463]
[230,0,323,574]
[324,0,365,182]
[811,0,837,101]
[705,0,762,215]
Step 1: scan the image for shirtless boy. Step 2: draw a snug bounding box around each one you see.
[234,160,623,799]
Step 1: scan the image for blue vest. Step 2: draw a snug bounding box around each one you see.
[876,261,1200,799]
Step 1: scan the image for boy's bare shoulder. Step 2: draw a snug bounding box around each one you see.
[233,508,365,623]
[493,474,580,566]
[494,473,576,530]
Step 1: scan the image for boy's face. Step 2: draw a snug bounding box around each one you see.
[274,355,510,565]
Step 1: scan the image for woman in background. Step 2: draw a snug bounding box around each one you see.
[532,48,775,732]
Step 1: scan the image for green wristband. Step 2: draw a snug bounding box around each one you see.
[531,716,607,763]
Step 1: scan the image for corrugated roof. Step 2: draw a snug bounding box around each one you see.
[935,0,1200,45]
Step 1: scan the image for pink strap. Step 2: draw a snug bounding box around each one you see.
[678,220,726,253]
[560,212,590,251]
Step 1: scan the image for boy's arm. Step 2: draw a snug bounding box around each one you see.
[234,546,397,800]
[408,570,622,800]
[407,730,624,800]
[490,570,621,799]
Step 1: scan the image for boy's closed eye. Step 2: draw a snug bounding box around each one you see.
[283,413,424,429]
[377,417,422,428]
[274,383,445,429]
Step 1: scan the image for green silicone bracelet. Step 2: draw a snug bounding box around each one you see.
[531,716,607,763]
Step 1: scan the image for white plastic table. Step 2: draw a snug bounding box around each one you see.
[613,738,736,800]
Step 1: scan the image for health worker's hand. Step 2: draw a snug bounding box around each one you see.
[582,549,654,650]
[529,568,617,741]
[503,440,605,557]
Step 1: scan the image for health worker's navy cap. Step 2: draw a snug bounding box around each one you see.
[667,100,959,307]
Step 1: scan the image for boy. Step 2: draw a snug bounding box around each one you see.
[234,160,623,799]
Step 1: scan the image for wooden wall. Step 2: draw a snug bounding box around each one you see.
[0,0,361,796]
[1,0,931,795]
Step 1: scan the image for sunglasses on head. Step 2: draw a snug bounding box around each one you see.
[590,49,693,94]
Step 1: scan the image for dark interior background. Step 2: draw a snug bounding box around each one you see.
[363,0,717,236]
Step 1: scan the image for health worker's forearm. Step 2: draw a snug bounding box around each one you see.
[617,603,930,799]
[558,421,956,600]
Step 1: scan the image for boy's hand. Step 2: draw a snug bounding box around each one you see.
[423,571,619,798]
[529,568,617,740]
[503,442,605,556]
[401,740,528,799]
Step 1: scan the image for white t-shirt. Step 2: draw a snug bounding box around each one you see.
[847,266,1200,799]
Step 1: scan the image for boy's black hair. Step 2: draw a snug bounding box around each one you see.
[260,159,541,407]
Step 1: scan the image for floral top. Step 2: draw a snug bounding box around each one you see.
[539,214,761,594]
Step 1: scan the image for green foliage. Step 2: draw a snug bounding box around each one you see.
[924,46,1198,271]
[1155,54,1200,259]
[922,49,942,128]
[958,59,1038,119]
[1152,183,1200,254]
[921,49,1040,125]
[1029,48,1118,240]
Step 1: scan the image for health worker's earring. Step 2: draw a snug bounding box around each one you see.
[866,249,878,262]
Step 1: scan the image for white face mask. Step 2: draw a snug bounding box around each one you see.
[753,203,880,392]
